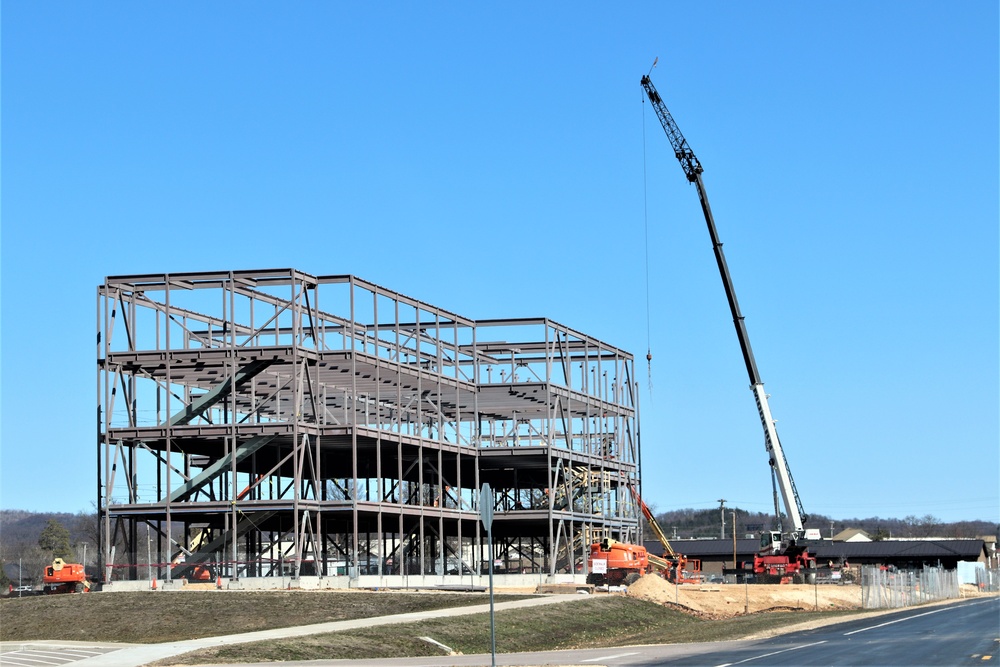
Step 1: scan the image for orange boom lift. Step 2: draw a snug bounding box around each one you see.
[42,558,90,594]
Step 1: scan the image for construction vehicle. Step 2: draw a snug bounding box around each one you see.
[628,484,702,584]
[170,552,214,582]
[586,538,650,586]
[584,485,703,586]
[641,72,817,584]
[42,558,90,594]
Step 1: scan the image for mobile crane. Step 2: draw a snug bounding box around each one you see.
[641,73,817,584]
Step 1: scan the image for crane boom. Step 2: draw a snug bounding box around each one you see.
[641,74,808,537]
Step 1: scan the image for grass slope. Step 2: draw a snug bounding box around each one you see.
[0,591,528,643]
[163,596,864,664]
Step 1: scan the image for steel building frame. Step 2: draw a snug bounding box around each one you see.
[97,270,640,585]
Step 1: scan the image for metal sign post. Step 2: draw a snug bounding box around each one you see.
[480,484,496,667]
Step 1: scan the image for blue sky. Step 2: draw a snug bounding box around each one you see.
[2,3,997,525]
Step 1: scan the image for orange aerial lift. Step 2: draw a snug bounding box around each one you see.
[584,485,703,586]
[42,558,90,594]
[585,538,650,586]
[628,484,702,584]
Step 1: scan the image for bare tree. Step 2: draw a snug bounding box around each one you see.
[72,508,101,570]
[8,541,48,585]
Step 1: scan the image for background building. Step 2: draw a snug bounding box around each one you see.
[644,537,992,577]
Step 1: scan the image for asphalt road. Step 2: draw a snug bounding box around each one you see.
[651,596,1000,666]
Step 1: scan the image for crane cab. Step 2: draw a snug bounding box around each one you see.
[760,531,784,556]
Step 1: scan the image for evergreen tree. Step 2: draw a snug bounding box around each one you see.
[38,519,73,559]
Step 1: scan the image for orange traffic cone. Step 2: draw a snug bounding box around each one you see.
[151,577,157,590]
[216,576,222,589]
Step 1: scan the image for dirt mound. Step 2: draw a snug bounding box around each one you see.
[626,573,672,597]
[627,575,863,618]
[960,584,995,597]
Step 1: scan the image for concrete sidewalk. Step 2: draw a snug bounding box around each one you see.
[67,594,588,667]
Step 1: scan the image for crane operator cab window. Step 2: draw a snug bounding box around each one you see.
[760,531,783,555]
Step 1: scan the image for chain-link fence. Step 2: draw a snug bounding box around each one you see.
[975,567,1000,593]
[860,565,960,609]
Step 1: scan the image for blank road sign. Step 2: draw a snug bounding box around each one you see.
[480,484,494,530]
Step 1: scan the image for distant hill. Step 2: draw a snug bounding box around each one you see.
[1,510,94,545]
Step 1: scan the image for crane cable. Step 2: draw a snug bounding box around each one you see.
[641,84,653,393]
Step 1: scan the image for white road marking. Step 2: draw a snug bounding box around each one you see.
[0,646,120,667]
[838,598,1000,640]
[713,640,827,666]
[581,651,639,662]
[17,653,100,660]
[843,605,960,636]
[53,649,102,660]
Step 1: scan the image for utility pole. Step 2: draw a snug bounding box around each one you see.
[718,499,727,540]
[732,510,737,569]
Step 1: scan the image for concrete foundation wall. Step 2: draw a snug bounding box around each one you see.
[101,573,590,593]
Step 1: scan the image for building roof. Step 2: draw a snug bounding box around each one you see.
[644,538,985,562]
[813,540,984,561]
[645,539,758,558]
[832,528,871,542]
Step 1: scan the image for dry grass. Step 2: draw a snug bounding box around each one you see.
[0,590,527,644]
[159,596,867,664]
